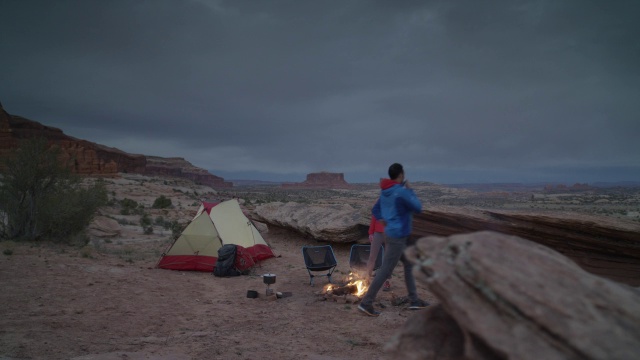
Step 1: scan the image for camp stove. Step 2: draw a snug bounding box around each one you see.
[263,273,276,296]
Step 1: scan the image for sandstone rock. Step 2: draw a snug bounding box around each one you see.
[282,172,352,189]
[412,209,640,286]
[88,216,122,238]
[391,231,640,360]
[251,202,365,242]
[385,305,464,360]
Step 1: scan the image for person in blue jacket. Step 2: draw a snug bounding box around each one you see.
[358,163,430,316]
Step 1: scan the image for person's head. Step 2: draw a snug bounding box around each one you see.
[388,163,404,182]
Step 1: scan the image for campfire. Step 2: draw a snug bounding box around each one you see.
[322,271,369,300]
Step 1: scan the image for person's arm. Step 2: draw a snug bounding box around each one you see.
[401,188,422,213]
[372,198,382,221]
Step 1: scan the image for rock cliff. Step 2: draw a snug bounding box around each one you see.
[412,207,640,286]
[0,104,231,187]
[387,231,640,360]
[282,172,352,189]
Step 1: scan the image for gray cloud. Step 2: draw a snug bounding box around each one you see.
[1,0,639,183]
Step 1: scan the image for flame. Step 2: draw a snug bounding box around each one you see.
[323,272,370,297]
[351,278,368,297]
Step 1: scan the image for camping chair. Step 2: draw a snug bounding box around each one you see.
[349,244,384,275]
[302,245,338,286]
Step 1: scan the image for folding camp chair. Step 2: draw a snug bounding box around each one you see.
[302,245,338,286]
[349,244,384,274]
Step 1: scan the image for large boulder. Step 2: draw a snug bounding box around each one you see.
[388,231,640,360]
[251,202,365,242]
[88,216,122,238]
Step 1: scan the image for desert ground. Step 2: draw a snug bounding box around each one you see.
[1,174,638,360]
[0,175,436,360]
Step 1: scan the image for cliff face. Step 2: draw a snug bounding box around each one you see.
[412,208,640,286]
[0,104,230,187]
[282,172,352,189]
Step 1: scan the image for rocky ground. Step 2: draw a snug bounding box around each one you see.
[0,174,435,360]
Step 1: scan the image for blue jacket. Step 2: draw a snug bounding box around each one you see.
[372,178,422,238]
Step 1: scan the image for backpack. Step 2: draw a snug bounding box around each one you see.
[213,244,242,277]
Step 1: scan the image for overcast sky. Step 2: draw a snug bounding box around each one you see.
[1,0,639,183]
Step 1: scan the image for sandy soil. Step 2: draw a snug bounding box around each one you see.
[0,225,436,360]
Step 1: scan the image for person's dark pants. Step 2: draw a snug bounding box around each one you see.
[360,235,418,307]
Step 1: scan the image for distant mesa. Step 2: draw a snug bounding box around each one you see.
[544,183,591,192]
[282,172,353,189]
[0,103,232,188]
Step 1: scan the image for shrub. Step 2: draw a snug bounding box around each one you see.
[0,138,107,243]
[152,195,172,209]
[140,213,152,228]
[119,198,138,215]
[171,220,185,239]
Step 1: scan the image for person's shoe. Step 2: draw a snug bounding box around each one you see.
[382,280,391,292]
[358,304,381,317]
[408,299,430,310]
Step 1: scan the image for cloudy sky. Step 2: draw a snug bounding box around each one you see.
[1,0,639,184]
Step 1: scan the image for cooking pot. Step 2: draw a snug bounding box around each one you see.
[263,273,276,285]
[246,290,258,299]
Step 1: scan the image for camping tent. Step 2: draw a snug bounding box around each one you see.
[156,199,274,271]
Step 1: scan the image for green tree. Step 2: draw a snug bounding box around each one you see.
[0,138,107,242]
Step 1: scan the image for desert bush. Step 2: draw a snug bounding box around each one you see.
[0,138,107,243]
[152,195,172,209]
[171,220,185,239]
[119,198,138,215]
[140,213,152,228]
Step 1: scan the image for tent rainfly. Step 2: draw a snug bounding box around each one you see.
[156,199,274,271]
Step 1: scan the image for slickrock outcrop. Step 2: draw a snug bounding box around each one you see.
[251,202,365,242]
[0,104,231,187]
[412,208,640,286]
[282,172,352,189]
[387,231,640,360]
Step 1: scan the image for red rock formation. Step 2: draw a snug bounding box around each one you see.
[0,104,231,187]
[282,172,352,189]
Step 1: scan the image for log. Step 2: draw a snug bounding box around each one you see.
[329,284,357,296]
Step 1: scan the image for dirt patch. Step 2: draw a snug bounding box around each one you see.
[0,227,435,360]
